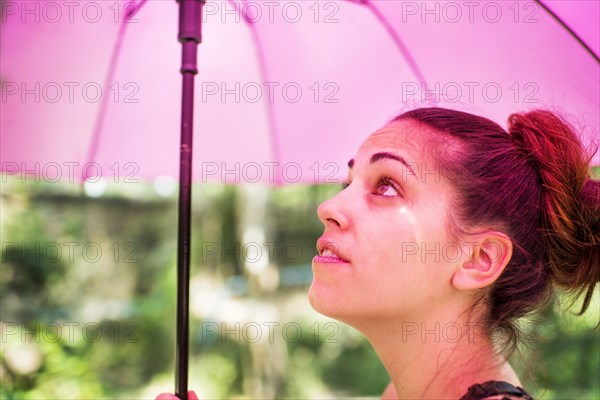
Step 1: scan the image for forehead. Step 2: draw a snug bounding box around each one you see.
[355,119,432,162]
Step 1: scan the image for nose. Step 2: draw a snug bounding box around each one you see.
[317,189,350,229]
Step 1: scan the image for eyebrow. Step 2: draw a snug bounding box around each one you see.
[347,152,415,175]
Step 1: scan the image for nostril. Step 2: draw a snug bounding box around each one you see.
[327,217,341,228]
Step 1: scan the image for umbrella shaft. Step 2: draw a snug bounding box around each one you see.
[176,69,194,400]
[176,1,204,399]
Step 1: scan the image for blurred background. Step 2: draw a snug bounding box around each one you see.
[1,172,598,399]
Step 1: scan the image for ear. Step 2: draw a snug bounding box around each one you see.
[451,232,513,291]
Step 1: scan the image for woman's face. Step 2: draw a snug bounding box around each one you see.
[309,119,463,325]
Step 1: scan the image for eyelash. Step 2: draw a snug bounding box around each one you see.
[375,176,402,197]
[340,176,402,197]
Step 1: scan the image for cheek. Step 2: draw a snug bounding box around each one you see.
[356,208,444,293]
[350,219,420,303]
[361,208,419,266]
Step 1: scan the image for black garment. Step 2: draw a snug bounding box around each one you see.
[459,380,534,400]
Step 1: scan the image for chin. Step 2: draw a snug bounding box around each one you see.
[308,282,338,317]
[308,281,359,324]
[309,282,407,335]
[307,282,325,312]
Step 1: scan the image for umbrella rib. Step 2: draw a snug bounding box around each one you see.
[361,0,435,105]
[536,0,599,64]
[230,0,284,185]
[84,0,149,180]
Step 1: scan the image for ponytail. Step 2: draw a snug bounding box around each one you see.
[508,111,599,314]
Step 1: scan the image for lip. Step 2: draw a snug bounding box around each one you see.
[314,237,350,263]
[312,255,350,264]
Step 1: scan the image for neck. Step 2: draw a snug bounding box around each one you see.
[353,310,519,398]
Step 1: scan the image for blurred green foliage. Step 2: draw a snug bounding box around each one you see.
[1,179,598,399]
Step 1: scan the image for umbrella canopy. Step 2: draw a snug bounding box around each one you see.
[1,0,599,186]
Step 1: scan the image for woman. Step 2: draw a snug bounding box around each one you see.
[159,107,599,399]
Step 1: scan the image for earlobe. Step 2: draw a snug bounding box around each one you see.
[451,233,513,291]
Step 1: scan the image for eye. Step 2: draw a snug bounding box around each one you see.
[374,176,402,197]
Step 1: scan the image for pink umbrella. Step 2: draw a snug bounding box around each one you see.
[1,1,598,398]
[2,0,598,183]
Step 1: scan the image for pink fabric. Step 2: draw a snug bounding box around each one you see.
[1,0,598,184]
